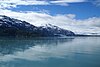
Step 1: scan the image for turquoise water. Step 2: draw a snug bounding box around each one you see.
[0,37,100,67]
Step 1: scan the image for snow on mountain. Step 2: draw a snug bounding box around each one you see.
[0,15,75,37]
[37,23,75,36]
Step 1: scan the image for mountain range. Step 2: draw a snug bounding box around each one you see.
[0,15,75,37]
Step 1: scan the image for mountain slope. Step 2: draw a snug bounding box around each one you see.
[0,15,75,37]
[0,15,39,37]
[37,24,75,36]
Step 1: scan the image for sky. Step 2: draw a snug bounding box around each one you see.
[0,0,100,35]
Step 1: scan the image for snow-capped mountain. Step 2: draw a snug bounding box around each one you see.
[38,24,75,36]
[0,15,75,37]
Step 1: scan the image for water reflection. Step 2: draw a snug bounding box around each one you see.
[0,37,74,61]
[0,37,100,67]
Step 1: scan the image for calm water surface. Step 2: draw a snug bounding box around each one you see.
[0,37,100,67]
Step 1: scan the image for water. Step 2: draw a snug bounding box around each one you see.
[0,37,100,67]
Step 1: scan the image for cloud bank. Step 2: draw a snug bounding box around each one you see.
[0,0,100,9]
[0,9,100,35]
[0,0,86,9]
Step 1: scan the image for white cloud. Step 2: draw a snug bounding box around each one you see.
[51,0,86,3]
[0,0,49,9]
[0,3,17,9]
[50,0,86,6]
[0,0,87,9]
[50,2,69,6]
[0,9,100,35]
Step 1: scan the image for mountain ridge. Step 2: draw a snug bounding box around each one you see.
[0,15,75,37]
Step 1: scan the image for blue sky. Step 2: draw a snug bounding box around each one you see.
[7,2,100,19]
